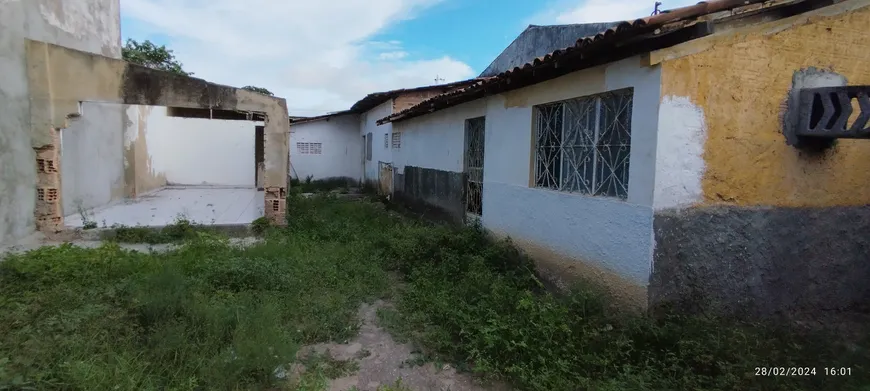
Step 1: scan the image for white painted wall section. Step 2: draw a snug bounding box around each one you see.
[125,106,261,187]
[60,102,125,215]
[479,57,662,285]
[0,0,122,244]
[289,114,362,180]
[653,96,707,211]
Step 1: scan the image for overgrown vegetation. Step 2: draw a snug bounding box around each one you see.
[241,86,274,96]
[0,209,392,390]
[288,196,870,391]
[122,39,191,76]
[289,175,357,194]
[103,217,202,244]
[122,38,272,93]
[0,195,867,390]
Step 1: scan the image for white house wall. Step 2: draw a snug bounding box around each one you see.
[392,57,661,305]
[290,114,362,181]
[483,57,661,291]
[361,100,393,182]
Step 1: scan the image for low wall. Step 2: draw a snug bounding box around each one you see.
[393,165,465,223]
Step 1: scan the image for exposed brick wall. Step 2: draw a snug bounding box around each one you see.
[34,130,64,232]
[265,186,286,224]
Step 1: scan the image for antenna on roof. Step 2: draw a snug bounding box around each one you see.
[435,75,445,84]
[651,1,662,16]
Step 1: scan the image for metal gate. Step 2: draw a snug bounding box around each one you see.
[464,117,485,216]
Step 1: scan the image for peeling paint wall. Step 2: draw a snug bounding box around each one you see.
[0,0,120,244]
[650,0,870,320]
[290,114,362,181]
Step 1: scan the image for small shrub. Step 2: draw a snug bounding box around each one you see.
[250,216,271,236]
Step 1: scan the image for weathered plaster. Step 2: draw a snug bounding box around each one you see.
[660,1,870,207]
[653,96,707,210]
[123,105,167,196]
[24,40,290,229]
[0,0,122,244]
[651,205,870,319]
[60,102,126,215]
[36,0,121,57]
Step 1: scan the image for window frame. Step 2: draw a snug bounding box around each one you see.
[391,132,401,149]
[296,142,322,155]
[532,88,633,200]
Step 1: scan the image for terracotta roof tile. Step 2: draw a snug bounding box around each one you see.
[378,0,823,125]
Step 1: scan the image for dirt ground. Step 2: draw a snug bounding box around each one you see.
[294,301,511,391]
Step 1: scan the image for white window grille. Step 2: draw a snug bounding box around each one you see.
[384,133,389,148]
[533,88,633,199]
[391,132,401,149]
[296,142,322,155]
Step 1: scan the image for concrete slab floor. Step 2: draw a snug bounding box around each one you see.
[65,186,265,228]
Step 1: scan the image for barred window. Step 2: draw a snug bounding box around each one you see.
[533,88,633,199]
[384,133,389,148]
[296,142,322,155]
[391,132,401,149]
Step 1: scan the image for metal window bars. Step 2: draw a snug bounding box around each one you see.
[534,88,633,199]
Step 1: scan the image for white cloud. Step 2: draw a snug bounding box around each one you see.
[531,0,698,25]
[121,0,474,116]
[379,51,409,60]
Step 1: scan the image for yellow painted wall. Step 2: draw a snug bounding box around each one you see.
[660,1,870,207]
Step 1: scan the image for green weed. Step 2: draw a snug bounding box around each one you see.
[0,205,392,390]
[1,195,867,391]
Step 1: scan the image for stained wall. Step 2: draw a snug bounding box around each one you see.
[650,0,870,319]
[0,0,121,244]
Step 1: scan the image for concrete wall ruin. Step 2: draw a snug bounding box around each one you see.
[0,0,122,245]
[24,40,289,233]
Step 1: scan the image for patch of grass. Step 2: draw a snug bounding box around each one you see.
[299,352,359,379]
[290,176,356,194]
[250,216,271,236]
[359,200,869,391]
[105,216,201,244]
[0,206,392,390]
[3,195,868,391]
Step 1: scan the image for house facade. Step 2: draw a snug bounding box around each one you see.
[380,0,870,319]
[288,81,477,184]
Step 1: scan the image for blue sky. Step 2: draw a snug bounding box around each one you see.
[120,0,696,116]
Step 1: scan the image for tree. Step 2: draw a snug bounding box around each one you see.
[122,39,192,76]
[242,86,274,96]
